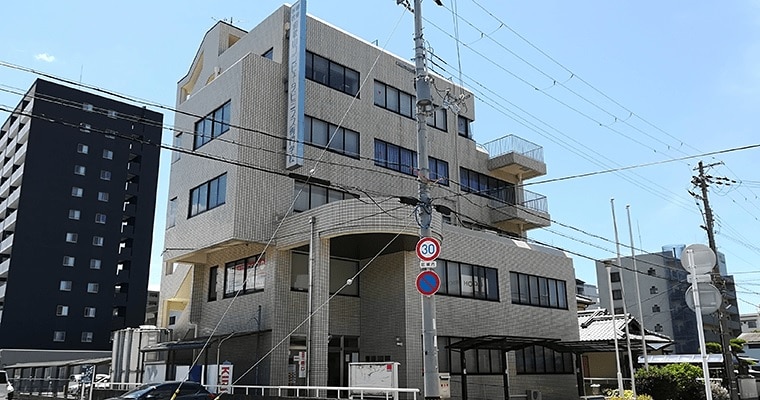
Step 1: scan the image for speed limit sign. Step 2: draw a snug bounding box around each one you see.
[416,237,441,262]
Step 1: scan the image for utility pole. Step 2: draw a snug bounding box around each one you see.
[693,160,738,400]
[408,0,440,398]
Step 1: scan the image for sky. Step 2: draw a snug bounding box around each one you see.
[0,1,758,314]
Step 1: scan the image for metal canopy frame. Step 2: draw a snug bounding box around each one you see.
[447,335,561,400]
[446,335,667,400]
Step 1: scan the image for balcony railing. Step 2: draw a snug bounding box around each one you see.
[490,188,548,214]
[479,134,544,163]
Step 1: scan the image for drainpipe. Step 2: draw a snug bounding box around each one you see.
[307,217,315,387]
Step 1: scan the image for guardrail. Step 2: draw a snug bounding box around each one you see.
[207,384,420,399]
[479,134,544,163]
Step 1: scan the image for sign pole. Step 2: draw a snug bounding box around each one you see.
[687,249,714,400]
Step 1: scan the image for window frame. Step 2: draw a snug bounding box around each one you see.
[293,180,358,212]
[509,271,568,310]
[87,283,99,293]
[63,256,75,267]
[56,305,69,316]
[515,345,574,375]
[223,254,265,298]
[193,101,231,149]
[374,139,449,185]
[304,115,360,158]
[208,266,218,301]
[188,174,227,218]
[437,260,499,301]
[305,51,360,96]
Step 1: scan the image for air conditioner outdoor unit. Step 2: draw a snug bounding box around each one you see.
[526,389,542,400]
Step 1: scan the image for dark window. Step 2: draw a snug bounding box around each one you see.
[610,271,621,282]
[612,289,622,300]
[189,174,227,217]
[459,168,514,203]
[614,307,624,314]
[457,115,472,138]
[374,139,448,185]
[438,260,498,301]
[223,254,265,298]
[515,345,573,374]
[305,51,359,96]
[652,304,660,313]
[438,336,503,374]
[294,180,358,212]
[510,271,568,310]
[654,324,663,332]
[650,286,658,295]
[373,80,447,130]
[262,48,274,60]
[291,251,359,296]
[304,115,359,158]
[208,266,218,301]
[193,101,231,149]
[648,268,656,276]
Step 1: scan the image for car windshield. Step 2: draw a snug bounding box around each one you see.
[120,384,158,399]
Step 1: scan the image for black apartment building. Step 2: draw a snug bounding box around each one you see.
[0,79,161,350]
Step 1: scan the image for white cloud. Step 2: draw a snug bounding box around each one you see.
[34,53,55,63]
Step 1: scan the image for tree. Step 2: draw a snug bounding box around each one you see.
[705,338,751,375]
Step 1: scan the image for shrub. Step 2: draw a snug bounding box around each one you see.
[635,363,705,400]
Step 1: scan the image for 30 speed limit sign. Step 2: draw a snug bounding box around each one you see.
[416,237,441,262]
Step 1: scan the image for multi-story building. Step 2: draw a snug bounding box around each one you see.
[596,245,740,354]
[0,79,161,350]
[741,312,760,333]
[576,279,599,310]
[159,5,578,399]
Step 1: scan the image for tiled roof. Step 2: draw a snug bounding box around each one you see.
[578,308,672,346]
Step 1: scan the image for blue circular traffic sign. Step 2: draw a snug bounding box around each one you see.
[416,270,441,296]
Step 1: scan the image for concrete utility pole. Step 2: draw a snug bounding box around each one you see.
[694,160,738,400]
[411,0,440,398]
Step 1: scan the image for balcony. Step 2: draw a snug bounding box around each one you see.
[0,258,9,278]
[13,142,26,165]
[7,187,20,209]
[480,134,546,181]
[16,122,28,146]
[0,234,12,254]
[0,178,9,199]
[125,181,139,197]
[490,188,550,231]
[10,164,23,188]
[1,161,11,179]
[3,209,17,232]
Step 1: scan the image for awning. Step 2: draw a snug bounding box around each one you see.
[447,335,560,352]
[141,329,270,352]
[4,357,112,369]
[638,354,724,364]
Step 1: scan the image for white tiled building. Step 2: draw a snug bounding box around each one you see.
[158,4,579,399]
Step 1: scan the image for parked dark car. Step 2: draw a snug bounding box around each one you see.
[107,382,216,400]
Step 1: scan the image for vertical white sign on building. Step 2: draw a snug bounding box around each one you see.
[286,0,307,170]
